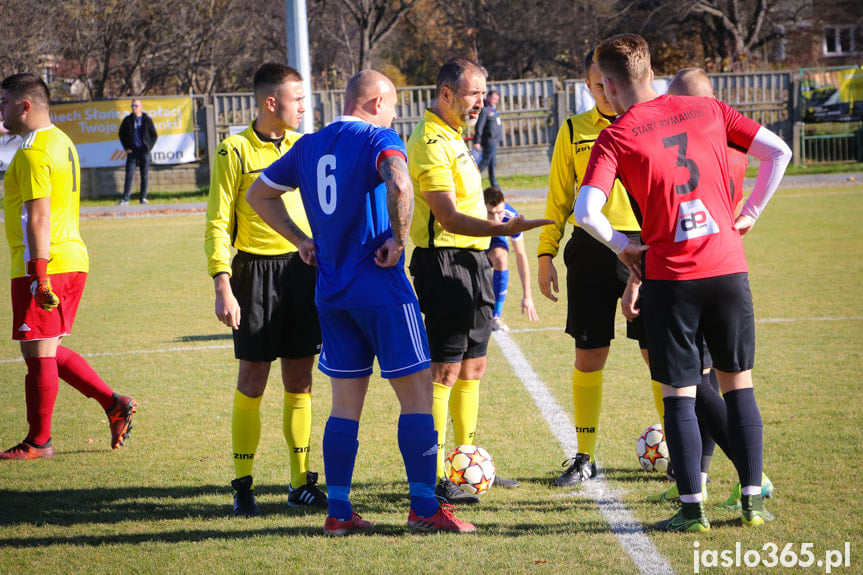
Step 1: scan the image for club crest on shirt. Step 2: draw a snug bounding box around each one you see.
[675,199,718,242]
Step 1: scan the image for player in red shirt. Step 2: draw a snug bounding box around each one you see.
[574,35,791,531]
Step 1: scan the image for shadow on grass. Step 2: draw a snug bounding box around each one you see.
[175,333,233,343]
[0,479,634,546]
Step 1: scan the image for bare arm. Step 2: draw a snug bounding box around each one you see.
[25,197,51,261]
[376,154,413,267]
[425,191,552,237]
[511,236,539,321]
[245,179,316,265]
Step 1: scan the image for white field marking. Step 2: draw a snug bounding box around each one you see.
[0,344,232,364]
[492,330,674,575]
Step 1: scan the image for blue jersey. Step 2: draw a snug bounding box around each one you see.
[261,117,416,309]
[489,203,522,251]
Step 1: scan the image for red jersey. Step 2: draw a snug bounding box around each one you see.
[582,95,760,281]
[727,145,747,217]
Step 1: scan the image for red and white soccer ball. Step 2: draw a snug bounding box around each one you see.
[636,424,670,473]
[445,444,496,495]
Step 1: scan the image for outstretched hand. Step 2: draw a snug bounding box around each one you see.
[501,215,554,236]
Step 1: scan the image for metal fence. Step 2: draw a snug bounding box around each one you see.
[799,122,862,163]
[202,71,800,171]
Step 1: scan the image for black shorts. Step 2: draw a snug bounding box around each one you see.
[230,250,321,362]
[409,247,494,363]
[641,273,755,388]
[564,227,646,349]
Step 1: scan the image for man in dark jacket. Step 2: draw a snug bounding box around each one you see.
[118,99,158,204]
[472,90,503,187]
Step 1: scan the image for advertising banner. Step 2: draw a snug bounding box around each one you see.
[800,66,863,122]
[0,97,197,170]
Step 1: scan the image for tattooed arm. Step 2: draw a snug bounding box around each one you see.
[246,179,316,266]
[375,154,413,268]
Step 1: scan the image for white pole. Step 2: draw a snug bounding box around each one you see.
[286,0,314,134]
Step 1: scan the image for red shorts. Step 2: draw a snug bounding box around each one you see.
[11,272,87,341]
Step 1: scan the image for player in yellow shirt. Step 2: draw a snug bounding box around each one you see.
[204,63,324,516]
[537,49,652,486]
[1,73,136,460]
[407,57,550,504]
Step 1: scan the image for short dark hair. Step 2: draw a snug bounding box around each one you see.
[583,48,596,74]
[253,63,302,99]
[1,73,50,107]
[436,57,487,96]
[484,185,505,206]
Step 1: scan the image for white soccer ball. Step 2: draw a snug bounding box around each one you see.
[444,444,496,495]
[636,424,670,473]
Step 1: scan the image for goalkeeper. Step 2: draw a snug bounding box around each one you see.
[1,73,136,460]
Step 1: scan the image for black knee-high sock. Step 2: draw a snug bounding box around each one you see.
[695,370,732,472]
[724,387,763,488]
[663,396,701,497]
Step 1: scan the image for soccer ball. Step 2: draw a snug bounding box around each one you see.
[444,444,496,495]
[636,424,670,473]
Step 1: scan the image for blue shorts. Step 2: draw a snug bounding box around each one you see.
[488,236,509,252]
[317,302,431,379]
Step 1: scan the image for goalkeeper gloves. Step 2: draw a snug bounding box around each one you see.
[27,258,59,311]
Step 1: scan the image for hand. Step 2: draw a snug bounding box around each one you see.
[375,238,404,268]
[617,241,649,281]
[473,143,481,150]
[521,296,539,321]
[621,276,641,322]
[298,238,316,266]
[214,289,241,329]
[537,256,559,303]
[27,259,59,311]
[500,215,555,236]
[734,214,756,236]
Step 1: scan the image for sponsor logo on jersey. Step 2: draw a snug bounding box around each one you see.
[675,199,719,242]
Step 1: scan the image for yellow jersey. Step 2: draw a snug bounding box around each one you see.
[3,125,88,279]
[538,107,640,258]
[204,123,312,277]
[407,109,488,250]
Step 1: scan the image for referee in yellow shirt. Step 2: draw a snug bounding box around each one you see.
[204,63,324,516]
[537,49,653,486]
[407,57,550,504]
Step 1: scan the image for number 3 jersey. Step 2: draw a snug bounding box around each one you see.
[260,116,416,309]
[582,94,760,281]
[3,125,88,279]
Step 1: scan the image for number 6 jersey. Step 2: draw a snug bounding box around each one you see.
[260,116,415,309]
[581,94,761,281]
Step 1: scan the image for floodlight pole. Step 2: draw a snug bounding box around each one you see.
[286,0,314,134]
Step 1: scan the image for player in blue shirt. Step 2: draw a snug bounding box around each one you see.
[246,70,475,535]
[483,186,539,332]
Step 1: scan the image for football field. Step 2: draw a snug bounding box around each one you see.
[1,183,861,574]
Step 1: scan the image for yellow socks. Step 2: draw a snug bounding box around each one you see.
[450,378,480,446]
[572,368,603,461]
[232,389,262,480]
[432,382,452,480]
[284,392,312,488]
[652,380,665,422]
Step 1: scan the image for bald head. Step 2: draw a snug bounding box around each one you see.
[668,68,714,98]
[344,70,399,127]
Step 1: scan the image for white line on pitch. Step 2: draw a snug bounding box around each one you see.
[0,343,233,364]
[492,330,673,575]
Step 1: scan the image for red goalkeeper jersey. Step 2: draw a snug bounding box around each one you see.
[582,95,760,281]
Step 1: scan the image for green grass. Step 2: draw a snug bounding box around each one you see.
[1,184,862,574]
